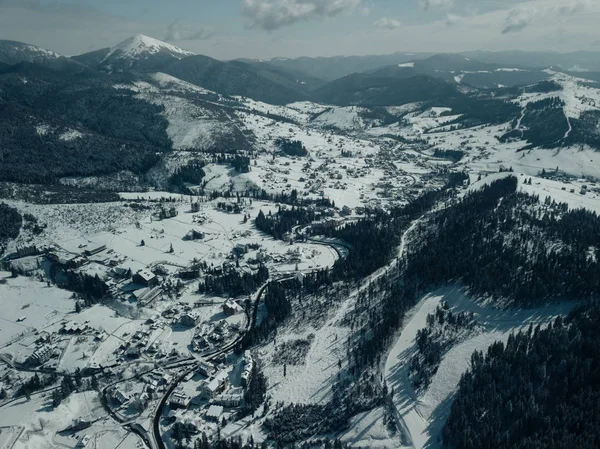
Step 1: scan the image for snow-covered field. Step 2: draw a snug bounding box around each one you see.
[0,274,73,348]
[385,286,574,449]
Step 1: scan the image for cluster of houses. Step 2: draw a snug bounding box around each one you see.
[164,352,257,430]
[191,319,238,354]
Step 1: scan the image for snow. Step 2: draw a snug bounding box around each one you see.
[385,286,574,449]
[35,124,51,136]
[0,274,74,348]
[312,107,366,131]
[103,34,194,61]
[120,80,233,150]
[0,391,104,449]
[338,407,401,449]
[495,68,526,72]
[261,276,356,405]
[150,72,215,96]
[514,71,600,120]
[398,62,415,68]
[58,129,84,141]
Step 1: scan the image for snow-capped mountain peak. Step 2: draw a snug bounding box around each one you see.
[104,34,194,61]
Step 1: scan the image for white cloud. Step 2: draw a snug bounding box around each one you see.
[501,0,590,34]
[373,17,401,30]
[445,13,462,26]
[557,0,589,16]
[241,0,362,31]
[420,0,453,10]
[164,21,216,42]
[502,6,537,34]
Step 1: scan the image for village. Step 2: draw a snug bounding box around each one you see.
[0,191,348,449]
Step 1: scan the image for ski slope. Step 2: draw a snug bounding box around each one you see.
[385,286,574,449]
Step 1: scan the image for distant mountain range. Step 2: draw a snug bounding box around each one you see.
[3,35,600,106]
[1,34,600,188]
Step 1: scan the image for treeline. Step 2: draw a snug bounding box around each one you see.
[275,138,308,157]
[345,174,597,376]
[501,97,568,148]
[191,435,351,449]
[198,264,269,297]
[15,373,55,399]
[410,302,478,390]
[213,154,251,173]
[170,160,206,190]
[241,280,295,348]
[433,149,464,162]
[404,175,600,305]
[0,102,164,184]
[0,203,22,247]
[444,304,600,449]
[0,183,121,205]
[243,364,267,414]
[265,370,385,444]
[53,270,109,303]
[255,206,320,239]
[328,184,457,281]
[208,186,333,209]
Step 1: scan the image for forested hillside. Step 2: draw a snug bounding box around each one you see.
[444,304,600,449]
[404,176,600,305]
[0,65,170,183]
[0,203,22,251]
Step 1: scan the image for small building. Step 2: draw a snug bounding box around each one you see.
[84,245,107,257]
[113,266,131,278]
[198,371,229,399]
[214,391,244,408]
[184,230,205,241]
[159,207,178,220]
[114,389,130,405]
[179,313,200,327]
[76,435,91,448]
[197,359,215,377]
[126,346,141,358]
[25,345,54,366]
[223,300,243,316]
[233,244,248,256]
[170,389,191,409]
[16,245,39,258]
[179,269,199,280]
[182,418,201,434]
[61,417,91,433]
[61,321,88,334]
[131,286,162,304]
[132,270,158,287]
[205,405,224,423]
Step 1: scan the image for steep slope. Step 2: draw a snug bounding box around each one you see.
[0,39,90,73]
[71,47,111,68]
[98,34,195,72]
[229,60,326,92]
[0,65,171,183]
[0,39,61,65]
[163,55,308,105]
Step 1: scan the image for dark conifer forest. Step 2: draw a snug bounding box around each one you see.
[444,304,600,449]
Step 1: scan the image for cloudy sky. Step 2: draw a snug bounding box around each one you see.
[1,0,598,60]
